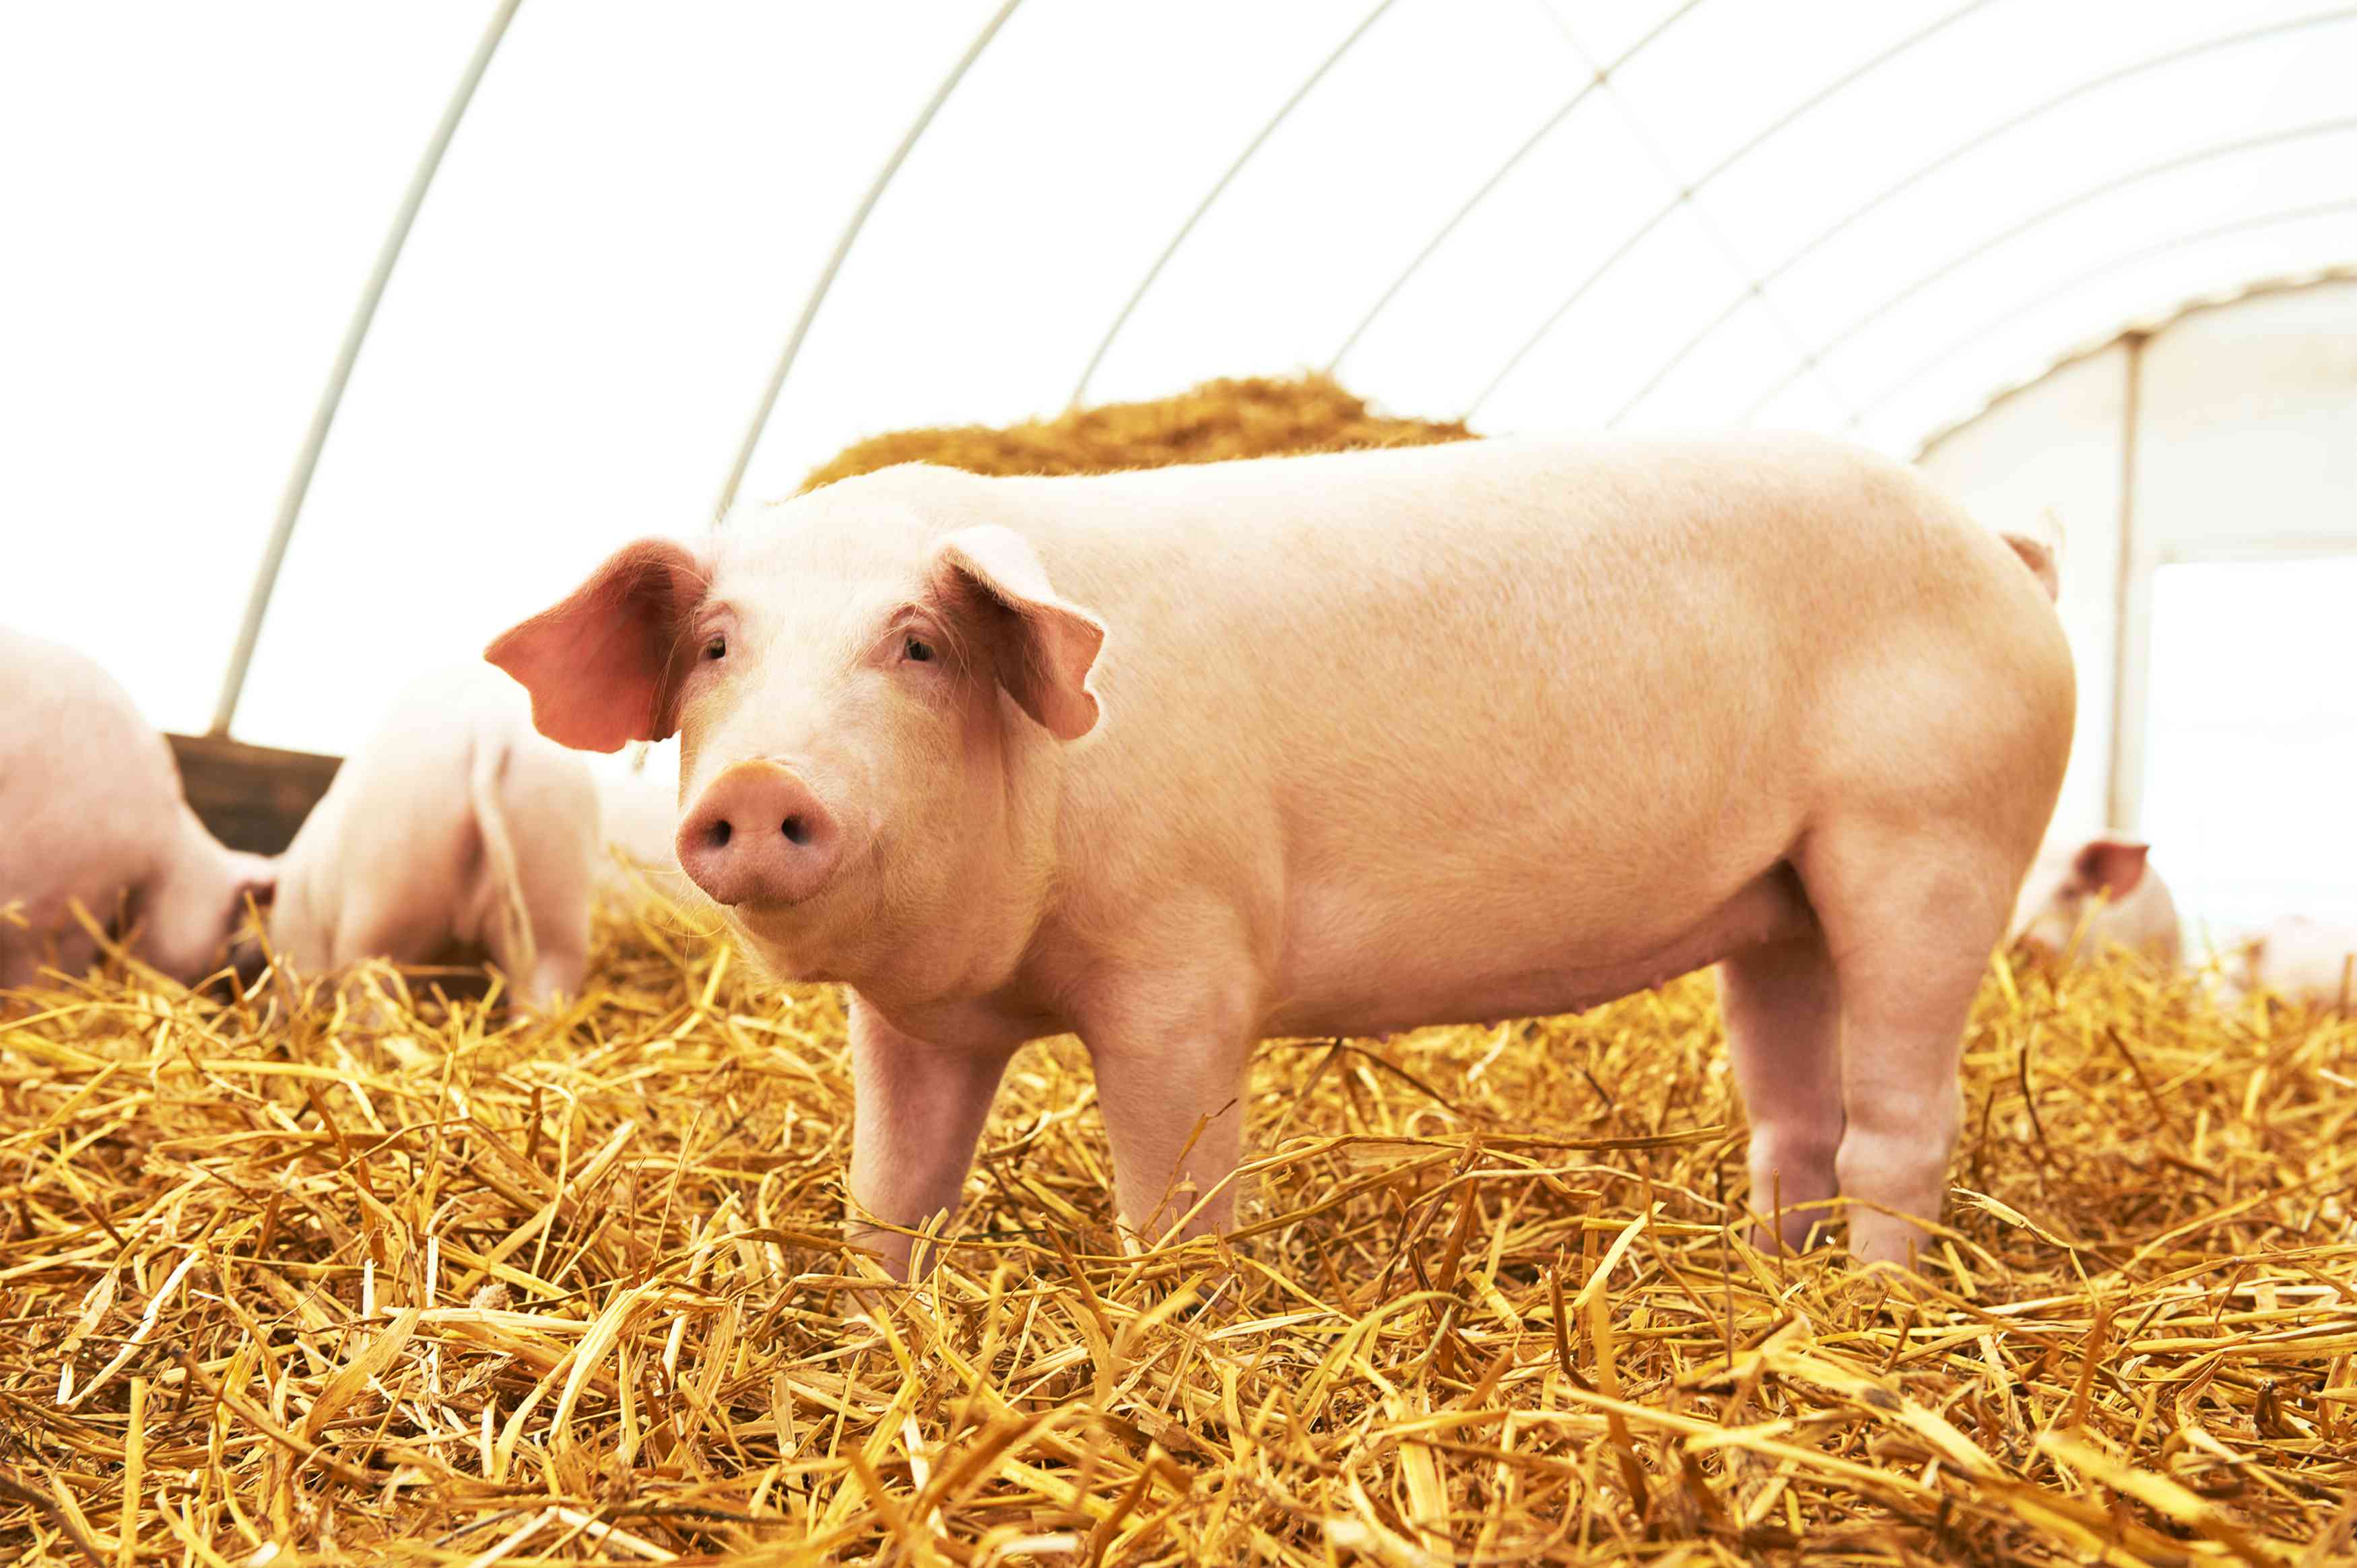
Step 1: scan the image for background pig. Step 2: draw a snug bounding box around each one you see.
[2009,836,2181,967]
[2230,916,2357,1011]
[490,434,2073,1272]
[1,628,272,995]
[265,667,599,1010]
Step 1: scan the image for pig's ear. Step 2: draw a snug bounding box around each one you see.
[930,525,1106,741]
[486,539,711,752]
[2073,838,2149,898]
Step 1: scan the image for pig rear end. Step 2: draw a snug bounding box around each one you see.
[1735,459,2074,1261]
[267,671,599,1010]
[1,629,271,996]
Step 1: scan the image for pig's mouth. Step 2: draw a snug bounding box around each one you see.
[707,829,877,918]
[749,857,876,920]
[710,836,882,974]
[721,907,851,988]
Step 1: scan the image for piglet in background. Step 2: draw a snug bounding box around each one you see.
[2229,915,2357,1012]
[263,667,599,1009]
[2009,837,2181,967]
[0,628,273,994]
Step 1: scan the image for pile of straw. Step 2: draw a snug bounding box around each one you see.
[3,915,2353,1563]
[795,374,1473,492]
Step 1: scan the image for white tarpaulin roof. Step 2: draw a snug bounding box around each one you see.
[8,0,2356,754]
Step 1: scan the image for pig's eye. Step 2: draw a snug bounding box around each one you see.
[702,636,727,662]
[904,636,934,664]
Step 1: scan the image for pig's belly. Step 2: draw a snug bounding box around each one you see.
[1262,863,1812,1039]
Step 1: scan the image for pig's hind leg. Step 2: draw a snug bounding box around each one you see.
[1718,924,1844,1254]
[483,753,597,1013]
[317,896,457,1024]
[1797,822,2022,1268]
[485,916,585,1013]
[484,843,593,1015]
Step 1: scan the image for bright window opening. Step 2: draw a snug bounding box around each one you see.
[2139,557,2357,946]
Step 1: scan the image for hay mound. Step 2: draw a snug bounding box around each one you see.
[3,914,2354,1563]
[795,374,1474,492]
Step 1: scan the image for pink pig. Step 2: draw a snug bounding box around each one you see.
[2009,838,2181,967]
[0,629,273,995]
[264,667,600,1010]
[490,435,2074,1270]
[2232,916,2357,1012]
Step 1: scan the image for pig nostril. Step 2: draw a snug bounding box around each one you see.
[708,819,733,849]
[781,815,809,846]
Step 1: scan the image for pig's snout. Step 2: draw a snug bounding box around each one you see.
[675,762,844,908]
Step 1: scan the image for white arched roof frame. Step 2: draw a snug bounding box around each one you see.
[210,0,2357,741]
[209,0,522,737]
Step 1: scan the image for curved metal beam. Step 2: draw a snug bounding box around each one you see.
[211,0,523,737]
[1325,0,1712,375]
[1606,5,2357,428]
[1465,0,1996,421]
[1069,0,1399,408]
[1849,195,2357,432]
[1526,2,1853,421]
[716,0,1023,518]
[1736,113,2357,420]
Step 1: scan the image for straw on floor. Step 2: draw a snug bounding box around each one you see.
[3,900,2354,1565]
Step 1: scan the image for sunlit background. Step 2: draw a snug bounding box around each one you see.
[6,0,2355,943]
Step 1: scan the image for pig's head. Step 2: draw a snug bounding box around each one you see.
[2010,836,2148,959]
[486,479,1104,988]
[141,807,277,988]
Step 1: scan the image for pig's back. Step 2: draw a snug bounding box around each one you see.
[952,435,2071,1012]
[1009,431,2057,809]
[275,669,546,949]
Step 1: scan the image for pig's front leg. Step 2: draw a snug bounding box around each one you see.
[845,992,1016,1278]
[1082,990,1256,1249]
